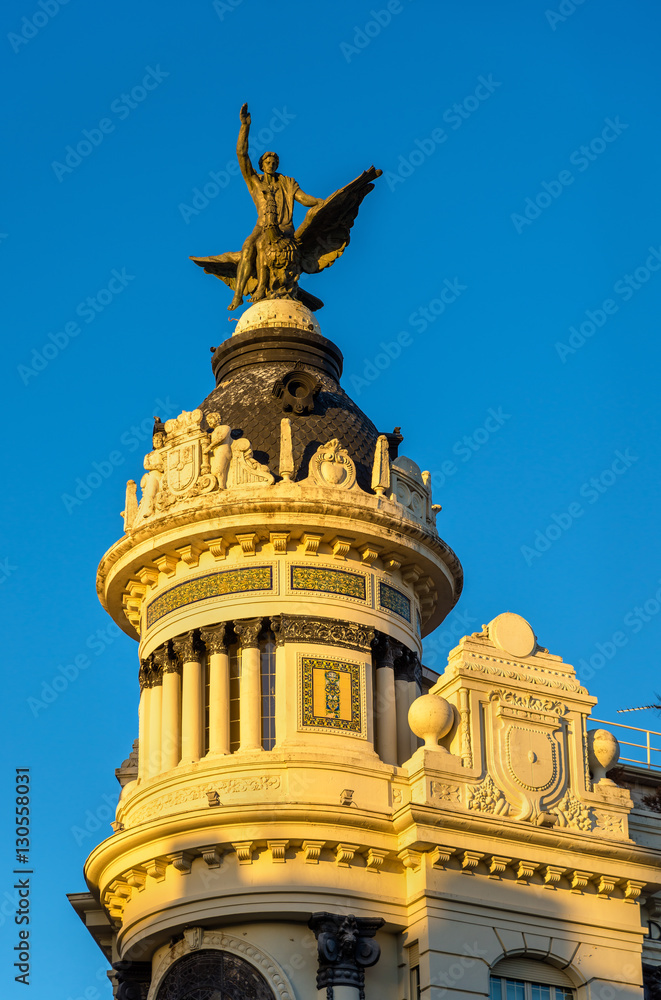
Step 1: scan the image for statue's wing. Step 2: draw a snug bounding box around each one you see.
[190,252,323,311]
[189,252,257,294]
[295,166,382,275]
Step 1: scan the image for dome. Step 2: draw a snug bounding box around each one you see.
[201,324,382,491]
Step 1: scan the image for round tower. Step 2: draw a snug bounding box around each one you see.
[81,299,462,998]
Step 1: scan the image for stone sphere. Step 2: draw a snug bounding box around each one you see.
[408,694,454,748]
[587,728,620,784]
[233,299,321,337]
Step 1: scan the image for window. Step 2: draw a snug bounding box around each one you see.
[490,982,572,1000]
[229,643,242,752]
[260,634,276,750]
[407,941,420,1000]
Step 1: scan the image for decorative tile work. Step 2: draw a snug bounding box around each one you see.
[300,656,364,735]
[146,566,273,629]
[379,581,411,622]
[290,565,366,601]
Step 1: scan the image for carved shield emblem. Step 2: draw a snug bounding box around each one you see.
[505,726,557,792]
[166,444,199,494]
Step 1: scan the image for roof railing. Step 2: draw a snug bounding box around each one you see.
[592,717,661,771]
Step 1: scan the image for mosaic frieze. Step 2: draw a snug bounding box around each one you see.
[378,581,411,622]
[300,656,363,735]
[146,566,273,629]
[290,565,366,601]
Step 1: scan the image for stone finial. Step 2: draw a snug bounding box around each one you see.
[371,434,391,496]
[408,694,454,749]
[279,418,295,480]
[488,612,536,658]
[122,480,138,532]
[587,729,621,784]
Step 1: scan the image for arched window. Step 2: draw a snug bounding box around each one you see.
[155,948,277,1000]
[490,957,574,1000]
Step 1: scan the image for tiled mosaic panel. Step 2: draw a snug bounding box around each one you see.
[379,580,411,622]
[301,656,362,733]
[146,566,273,629]
[290,565,366,601]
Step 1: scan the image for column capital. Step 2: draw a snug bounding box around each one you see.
[172,631,202,664]
[153,644,179,675]
[273,614,375,652]
[373,633,404,670]
[200,623,228,655]
[394,646,421,684]
[308,912,384,992]
[138,658,152,690]
[111,960,152,1000]
[234,617,263,648]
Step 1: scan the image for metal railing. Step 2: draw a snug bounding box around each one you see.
[592,718,661,770]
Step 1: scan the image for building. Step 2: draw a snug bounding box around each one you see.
[68,297,661,999]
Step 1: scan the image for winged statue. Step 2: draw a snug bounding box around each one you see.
[190,103,381,311]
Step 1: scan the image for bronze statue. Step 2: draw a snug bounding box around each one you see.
[190,103,381,311]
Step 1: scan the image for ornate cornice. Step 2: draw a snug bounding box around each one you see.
[271,613,376,652]
[199,623,228,655]
[234,617,263,648]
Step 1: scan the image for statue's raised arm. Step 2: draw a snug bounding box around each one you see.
[190,103,381,311]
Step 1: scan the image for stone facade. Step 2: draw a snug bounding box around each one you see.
[69,305,661,1000]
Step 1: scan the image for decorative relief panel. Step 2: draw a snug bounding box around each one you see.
[290,564,367,603]
[146,566,273,629]
[488,690,566,822]
[299,656,366,738]
[378,580,411,623]
[466,774,509,815]
[272,614,375,652]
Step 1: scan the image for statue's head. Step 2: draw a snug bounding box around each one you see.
[259,151,279,174]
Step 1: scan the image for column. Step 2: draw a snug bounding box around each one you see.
[200,624,229,755]
[308,913,384,1000]
[270,615,286,748]
[174,632,203,763]
[159,644,181,771]
[374,636,400,766]
[234,617,263,751]
[148,656,163,778]
[137,659,152,783]
[396,649,418,763]
[409,652,423,756]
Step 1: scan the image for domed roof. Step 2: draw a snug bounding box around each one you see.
[200,324,381,491]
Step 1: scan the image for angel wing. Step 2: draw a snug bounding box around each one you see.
[295,166,382,275]
[189,252,324,311]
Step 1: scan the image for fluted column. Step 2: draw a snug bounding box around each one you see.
[200,624,229,755]
[158,644,181,771]
[137,659,152,783]
[174,632,204,763]
[374,636,400,766]
[234,617,263,752]
[148,655,163,778]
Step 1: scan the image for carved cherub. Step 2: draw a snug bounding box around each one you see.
[205,413,232,489]
[136,449,164,520]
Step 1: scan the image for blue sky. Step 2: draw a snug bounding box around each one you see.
[2,0,661,995]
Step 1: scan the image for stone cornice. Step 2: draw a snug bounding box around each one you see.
[271,613,376,652]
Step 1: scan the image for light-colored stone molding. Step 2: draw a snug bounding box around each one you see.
[365,848,389,871]
[176,542,204,567]
[236,532,259,556]
[331,535,354,560]
[302,840,325,863]
[270,531,290,554]
[147,929,296,1000]
[268,840,289,863]
[232,841,255,865]
[335,843,359,867]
